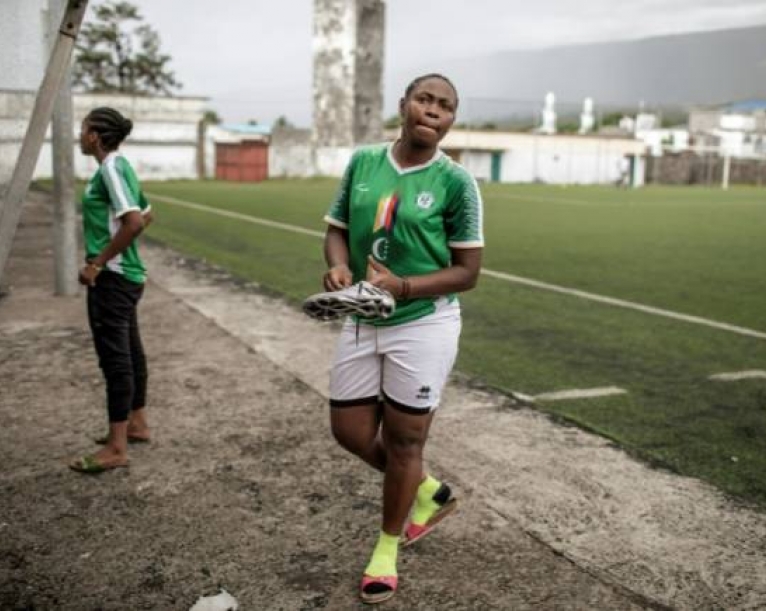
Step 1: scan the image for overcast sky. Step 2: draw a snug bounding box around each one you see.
[122,0,766,125]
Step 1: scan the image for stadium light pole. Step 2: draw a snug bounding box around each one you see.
[0,0,88,288]
[49,0,79,296]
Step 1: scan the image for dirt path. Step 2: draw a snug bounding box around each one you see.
[1,192,764,610]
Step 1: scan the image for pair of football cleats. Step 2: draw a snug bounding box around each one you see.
[302,280,395,321]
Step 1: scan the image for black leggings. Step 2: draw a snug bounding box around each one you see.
[87,270,147,423]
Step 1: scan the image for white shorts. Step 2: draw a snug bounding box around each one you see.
[329,298,461,413]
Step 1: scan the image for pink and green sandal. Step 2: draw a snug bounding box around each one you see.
[360,574,398,604]
[402,484,458,547]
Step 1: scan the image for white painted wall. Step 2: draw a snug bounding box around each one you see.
[720,114,756,131]
[30,141,199,182]
[459,151,493,182]
[314,146,353,177]
[299,130,648,185]
[0,91,207,181]
[440,131,646,186]
[269,143,314,179]
[0,0,55,186]
[714,130,747,157]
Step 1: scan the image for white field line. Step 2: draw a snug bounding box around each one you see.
[148,192,766,342]
[148,193,325,238]
[534,386,628,402]
[708,370,766,381]
[480,269,766,341]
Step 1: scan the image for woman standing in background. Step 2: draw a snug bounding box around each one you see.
[70,107,152,474]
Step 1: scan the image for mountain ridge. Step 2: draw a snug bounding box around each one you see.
[389,24,766,121]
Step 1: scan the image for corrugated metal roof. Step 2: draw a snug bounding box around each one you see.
[220,123,272,136]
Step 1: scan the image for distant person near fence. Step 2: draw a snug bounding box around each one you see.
[617,156,631,188]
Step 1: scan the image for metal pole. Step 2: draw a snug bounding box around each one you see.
[721,154,731,190]
[0,0,88,286]
[49,0,79,296]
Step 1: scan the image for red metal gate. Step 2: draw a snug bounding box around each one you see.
[215,141,269,182]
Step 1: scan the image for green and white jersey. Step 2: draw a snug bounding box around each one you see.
[324,142,484,326]
[82,151,150,284]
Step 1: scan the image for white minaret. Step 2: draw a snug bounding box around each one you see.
[539,91,557,134]
[579,97,595,134]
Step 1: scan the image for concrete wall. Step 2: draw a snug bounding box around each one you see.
[647,151,766,186]
[0,90,208,182]
[312,0,384,151]
[459,150,492,181]
[313,0,356,148]
[269,127,314,178]
[353,0,384,145]
[0,0,63,187]
[269,128,354,178]
[690,108,766,135]
[314,146,354,177]
[439,130,646,186]
[268,0,384,178]
[292,127,648,184]
[689,109,720,133]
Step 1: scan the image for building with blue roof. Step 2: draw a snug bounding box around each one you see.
[723,99,766,114]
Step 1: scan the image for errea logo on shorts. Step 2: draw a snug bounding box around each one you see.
[416,191,435,209]
[416,385,431,400]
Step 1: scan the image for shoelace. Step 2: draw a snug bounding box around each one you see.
[355,282,362,346]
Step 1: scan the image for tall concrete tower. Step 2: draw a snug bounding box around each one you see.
[312,0,384,174]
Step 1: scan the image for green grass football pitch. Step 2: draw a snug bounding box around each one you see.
[142,179,766,506]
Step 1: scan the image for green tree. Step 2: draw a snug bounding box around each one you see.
[274,115,292,128]
[661,110,689,128]
[202,110,222,124]
[384,114,402,129]
[73,1,181,95]
[600,111,627,127]
[556,118,580,133]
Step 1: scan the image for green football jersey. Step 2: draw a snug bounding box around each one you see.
[324,143,484,326]
[82,152,150,284]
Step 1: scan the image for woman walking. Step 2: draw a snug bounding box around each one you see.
[70,107,152,474]
[319,74,484,603]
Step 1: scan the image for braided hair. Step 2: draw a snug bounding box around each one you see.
[85,107,133,151]
[404,73,459,109]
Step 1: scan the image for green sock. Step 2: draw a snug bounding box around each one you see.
[410,474,441,527]
[364,531,399,577]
